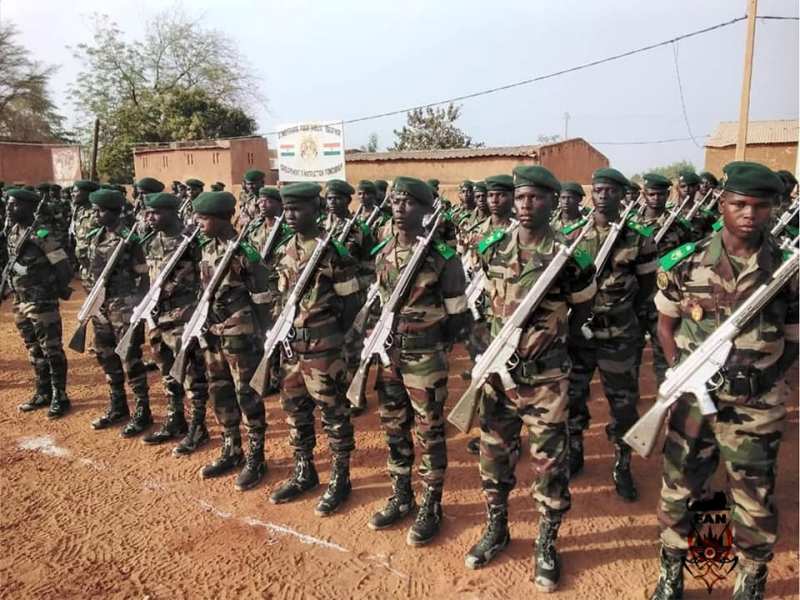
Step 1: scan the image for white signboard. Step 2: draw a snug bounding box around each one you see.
[277,121,345,182]
[50,146,82,188]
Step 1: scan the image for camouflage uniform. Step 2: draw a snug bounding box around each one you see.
[654,231,798,574]
[245,215,293,322]
[235,192,258,230]
[71,202,98,285]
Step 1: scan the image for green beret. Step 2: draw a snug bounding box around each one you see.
[185,178,204,188]
[145,192,180,210]
[99,184,115,190]
[113,184,127,194]
[23,185,35,191]
[74,180,100,192]
[699,171,719,186]
[325,179,355,197]
[512,166,561,193]
[258,186,282,201]
[243,169,266,182]
[643,173,672,191]
[485,175,514,192]
[678,170,701,186]
[193,191,237,216]
[592,168,629,188]
[50,183,62,191]
[393,176,434,206]
[426,179,440,190]
[776,170,798,191]
[374,180,388,192]
[357,180,376,194]
[561,182,585,197]
[460,180,474,190]
[135,177,165,193]
[7,188,40,203]
[89,189,124,210]
[280,182,322,203]
[474,181,487,193]
[628,180,641,192]
[36,182,50,192]
[721,161,784,198]
[210,182,225,191]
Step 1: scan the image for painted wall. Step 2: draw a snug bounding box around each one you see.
[704,143,798,177]
[0,144,82,187]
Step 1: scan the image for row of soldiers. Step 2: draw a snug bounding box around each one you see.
[1,161,797,598]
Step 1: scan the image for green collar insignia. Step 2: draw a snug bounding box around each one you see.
[434,240,456,260]
[626,219,654,237]
[370,236,392,257]
[331,239,350,257]
[477,228,506,254]
[239,241,261,262]
[659,242,697,271]
[561,218,587,235]
[711,218,723,232]
[571,246,593,270]
[35,228,49,239]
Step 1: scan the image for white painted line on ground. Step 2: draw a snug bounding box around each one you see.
[17,435,71,457]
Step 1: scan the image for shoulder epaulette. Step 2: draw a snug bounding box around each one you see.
[711,218,723,232]
[433,240,456,260]
[356,218,371,236]
[87,226,103,238]
[198,234,213,248]
[570,246,593,270]
[330,239,350,257]
[659,242,697,271]
[370,236,392,257]
[477,229,506,254]
[34,228,49,239]
[786,225,799,238]
[561,218,587,236]
[239,240,261,262]
[677,217,693,231]
[626,219,654,238]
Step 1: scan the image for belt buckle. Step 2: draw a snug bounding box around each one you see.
[727,368,752,396]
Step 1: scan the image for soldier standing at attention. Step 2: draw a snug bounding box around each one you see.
[553,182,587,232]
[193,191,272,491]
[324,179,374,293]
[210,182,225,192]
[566,168,658,500]
[356,179,378,214]
[70,180,100,285]
[134,178,165,226]
[454,180,475,226]
[368,176,470,546]
[139,193,211,454]
[464,167,595,592]
[5,188,74,418]
[626,180,642,206]
[698,171,719,199]
[183,178,204,224]
[237,169,265,228]
[649,162,798,600]
[85,189,152,435]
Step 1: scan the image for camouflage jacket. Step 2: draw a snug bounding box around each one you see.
[72,202,98,283]
[655,231,799,402]
[5,224,72,303]
[86,224,149,302]
[323,211,375,289]
[373,233,468,346]
[276,233,361,353]
[479,226,596,381]
[463,215,515,272]
[235,192,258,230]
[199,233,272,336]
[141,228,202,326]
[245,216,293,320]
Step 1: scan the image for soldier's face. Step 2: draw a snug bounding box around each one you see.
[645,188,669,211]
[284,200,317,234]
[72,187,87,203]
[7,197,35,223]
[245,180,262,195]
[94,206,121,227]
[699,180,712,195]
[719,192,772,240]
[515,186,553,230]
[195,213,231,237]
[325,193,350,218]
[475,191,487,212]
[460,188,475,207]
[357,190,376,209]
[487,190,513,217]
[391,192,428,232]
[189,186,202,199]
[558,191,580,213]
[145,207,177,232]
[679,182,698,199]
[592,182,623,215]
[257,196,282,219]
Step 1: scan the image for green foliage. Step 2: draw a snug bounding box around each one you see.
[631,160,696,183]
[360,132,379,152]
[391,103,481,151]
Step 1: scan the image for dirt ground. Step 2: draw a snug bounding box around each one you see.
[0,289,798,600]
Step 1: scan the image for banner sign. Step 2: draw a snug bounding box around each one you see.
[277,121,346,182]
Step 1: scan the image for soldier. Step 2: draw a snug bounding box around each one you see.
[134,177,165,211]
[139,192,211,454]
[368,176,470,545]
[84,189,152,435]
[677,171,701,206]
[192,191,272,490]
[473,180,490,221]
[70,180,100,286]
[698,171,719,198]
[267,182,361,515]
[210,181,225,192]
[182,178,204,223]
[453,180,475,226]
[356,180,378,214]
[237,169,265,229]
[566,167,657,501]
[649,161,798,600]
[464,166,595,591]
[324,179,374,292]
[375,179,388,204]
[552,182,586,232]
[5,187,73,418]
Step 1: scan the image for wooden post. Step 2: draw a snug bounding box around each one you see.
[735,0,758,160]
[90,118,100,181]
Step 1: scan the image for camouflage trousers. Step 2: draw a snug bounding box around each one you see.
[479,376,571,515]
[13,300,68,394]
[203,333,265,433]
[636,303,668,387]
[465,319,491,362]
[376,348,449,491]
[658,386,786,565]
[91,299,148,397]
[567,336,640,443]
[148,321,208,411]
[280,349,354,458]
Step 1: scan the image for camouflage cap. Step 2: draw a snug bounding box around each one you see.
[721,161,784,198]
[485,174,514,192]
[89,188,124,210]
[185,178,204,188]
[193,191,236,216]
[678,170,701,186]
[7,188,40,203]
[243,169,266,182]
[512,165,561,193]
[135,177,165,193]
[258,186,282,201]
[280,182,322,203]
[394,176,434,206]
[561,181,585,197]
[74,180,100,192]
[699,171,719,187]
[357,180,376,193]
[643,173,672,191]
[145,192,180,210]
[592,167,628,188]
[325,179,355,197]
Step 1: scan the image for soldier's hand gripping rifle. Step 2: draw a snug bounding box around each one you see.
[115,226,200,359]
[771,198,800,237]
[249,229,335,395]
[0,203,44,302]
[177,196,192,221]
[364,187,392,231]
[259,212,287,260]
[447,216,596,433]
[169,223,251,382]
[654,194,693,245]
[68,225,139,352]
[346,206,445,409]
[336,205,365,244]
[623,236,800,458]
[348,280,380,341]
[684,189,714,223]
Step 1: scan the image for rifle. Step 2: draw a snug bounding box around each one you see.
[684,189,714,223]
[178,196,192,221]
[169,222,252,382]
[346,206,445,409]
[465,219,519,320]
[259,212,287,260]
[68,224,139,353]
[249,228,336,395]
[771,198,800,237]
[336,205,365,244]
[115,226,200,359]
[448,216,596,433]
[623,235,799,458]
[348,281,380,341]
[0,205,43,302]
[653,194,693,245]
[364,194,390,231]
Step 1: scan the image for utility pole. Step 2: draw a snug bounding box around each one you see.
[735,0,758,160]
[563,112,570,140]
[90,118,100,181]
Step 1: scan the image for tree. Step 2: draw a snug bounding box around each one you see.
[360,132,379,152]
[391,103,481,151]
[630,160,696,183]
[0,22,66,141]
[70,8,262,181]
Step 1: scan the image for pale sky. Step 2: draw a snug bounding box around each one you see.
[3,0,799,176]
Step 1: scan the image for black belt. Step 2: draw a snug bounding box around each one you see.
[719,363,780,397]
[589,309,632,330]
[393,329,443,351]
[291,322,342,342]
[513,352,570,379]
[158,292,197,312]
[210,294,250,323]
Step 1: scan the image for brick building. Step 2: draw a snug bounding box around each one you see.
[0,141,83,187]
[704,119,799,176]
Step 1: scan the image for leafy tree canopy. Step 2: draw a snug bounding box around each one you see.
[391,103,481,151]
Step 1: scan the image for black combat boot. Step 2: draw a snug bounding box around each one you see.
[235,429,267,491]
[315,456,352,517]
[91,387,130,430]
[19,371,51,412]
[406,486,443,547]
[649,546,685,600]
[200,429,244,479]
[143,395,188,445]
[465,503,511,569]
[47,386,71,419]
[568,433,584,477]
[369,475,416,530]
[732,562,768,600]
[269,454,319,504]
[173,403,210,456]
[532,513,562,592]
[121,396,153,438]
[612,442,638,501]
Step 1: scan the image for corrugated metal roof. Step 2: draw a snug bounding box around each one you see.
[345,144,542,162]
[704,119,799,148]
